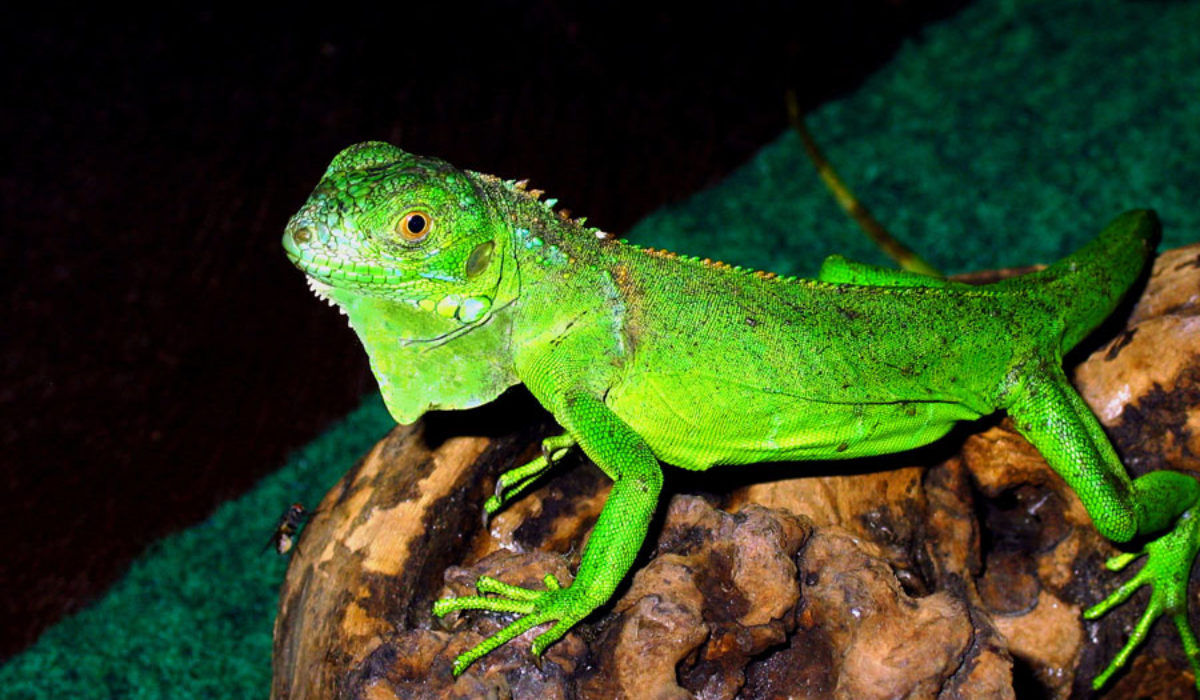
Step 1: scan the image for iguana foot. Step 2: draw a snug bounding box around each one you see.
[1084,508,1200,690]
[432,573,590,675]
[483,433,577,519]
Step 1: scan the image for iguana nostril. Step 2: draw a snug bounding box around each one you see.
[292,227,312,245]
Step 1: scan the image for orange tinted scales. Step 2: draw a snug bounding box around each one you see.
[608,262,647,355]
[636,246,680,261]
[622,241,806,285]
[494,176,599,232]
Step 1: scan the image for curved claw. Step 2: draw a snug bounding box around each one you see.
[484,434,579,522]
[541,432,577,462]
[482,457,546,524]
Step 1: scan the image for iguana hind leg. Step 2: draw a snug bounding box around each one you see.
[817,253,957,287]
[1005,362,1200,690]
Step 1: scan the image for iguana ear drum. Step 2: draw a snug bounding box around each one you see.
[465,241,494,278]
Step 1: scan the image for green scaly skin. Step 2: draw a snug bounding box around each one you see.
[284,142,1200,689]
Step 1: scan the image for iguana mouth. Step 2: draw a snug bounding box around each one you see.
[282,231,409,289]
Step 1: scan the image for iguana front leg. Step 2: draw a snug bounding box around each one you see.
[1005,360,1200,690]
[433,392,662,675]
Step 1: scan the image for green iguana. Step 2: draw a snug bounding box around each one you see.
[283,141,1200,690]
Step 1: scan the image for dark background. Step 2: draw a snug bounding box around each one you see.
[0,2,968,659]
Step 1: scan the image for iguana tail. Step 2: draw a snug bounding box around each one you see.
[1000,209,1160,353]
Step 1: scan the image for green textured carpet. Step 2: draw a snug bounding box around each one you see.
[6,0,1199,696]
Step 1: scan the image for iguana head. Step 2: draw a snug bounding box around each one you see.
[283,142,520,424]
[283,141,509,323]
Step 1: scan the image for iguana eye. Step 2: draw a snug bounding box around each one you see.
[397,211,431,242]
